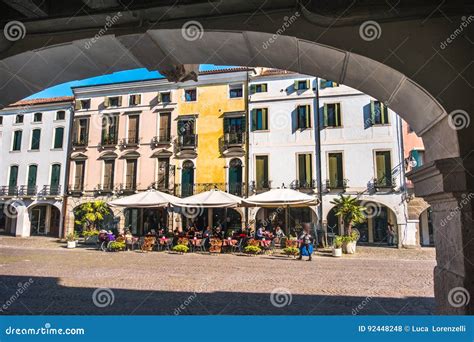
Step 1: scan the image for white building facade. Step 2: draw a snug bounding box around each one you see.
[248,69,414,247]
[0,97,73,237]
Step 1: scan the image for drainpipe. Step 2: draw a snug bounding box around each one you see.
[61,105,75,239]
[244,70,250,229]
[397,115,409,248]
[313,78,323,237]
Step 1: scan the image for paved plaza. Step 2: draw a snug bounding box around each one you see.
[0,237,436,315]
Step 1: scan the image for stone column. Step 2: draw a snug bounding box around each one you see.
[408,157,473,314]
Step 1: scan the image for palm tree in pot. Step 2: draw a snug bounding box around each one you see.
[330,195,366,254]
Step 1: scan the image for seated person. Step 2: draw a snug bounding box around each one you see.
[255,226,265,240]
[275,226,286,238]
[203,226,212,238]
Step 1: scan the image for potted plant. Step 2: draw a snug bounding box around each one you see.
[244,245,261,255]
[172,244,189,254]
[66,232,78,249]
[282,246,300,258]
[332,235,343,257]
[108,241,125,252]
[330,195,366,254]
[74,200,112,233]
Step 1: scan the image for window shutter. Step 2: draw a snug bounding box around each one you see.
[294,80,298,90]
[262,108,268,130]
[118,96,122,106]
[136,94,141,105]
[250,84,256,94]
[262,84,267,92]
[319,79,326,89]
[335,103,340,127]
[323,104,328,127]
[157,93,162,103]
[381,102,388,124]
[250,109,256,131]
[306,105,311,128]
[332,82,338,87]
[104,97,110,108]
[370,100,375,125]
[305,80,310,89]
[75,101,81,110]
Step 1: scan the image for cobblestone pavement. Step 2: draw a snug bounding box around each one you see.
[0,236,436,315]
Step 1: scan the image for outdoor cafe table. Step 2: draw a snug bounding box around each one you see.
[259,239,272,247]
[222,238,238,246]
[189,238,203,246]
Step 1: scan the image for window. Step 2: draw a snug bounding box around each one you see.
[158,92,171,103]
[323,103,341,127]
[56,111,65,121]
[53,127,64,149]
[125,159,137,190]
[31,129,41,150]
[294,79,310,91]
[251,108,268,131]
[298,154,312,187]
[224,116,245,145]
[50,164,61,194]
[75,99,91,110]
[9,166,18,193]
[158,112,171,142]
[104,96,121,108]
[255,155,269,189]
[184,88,197,102]
[33,112,42,122]
[319,79,338,89]
[370,100,389,125]
[375,151,392,187]
[73,118,89,146]
[409,149,424,169]
[127,115,140,144]
[101,115,119,145]
[27,165,37,194]
[157,157,170,190]
[250,83,267,93]
[15,115,24,124]
[12,130,22,151]
[129,94,141,106]
[0,116,3,125]
[229,84,243,98]
[73,161,85,191]
[177,119,196,147]
[328,153,344,188]
[103,160,115,191]
[296,105,311,129]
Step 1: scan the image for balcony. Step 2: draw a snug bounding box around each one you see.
[119,137,140,149]
[250,180,272,193]
[67,184,84,196]
[19,185,38,196]
[150,181,173,193]
[374,176,396,190]
[99,135,118,148]
[325,179,348,192]
[72,137,88,149]
[0,186,18,197]
[118,183,138,194]
[95,184,115,195]
[152,133,172,147]
[224,132,245,148]
[176,134,198,150]
[290,180,316,191]
[40,185,61,197]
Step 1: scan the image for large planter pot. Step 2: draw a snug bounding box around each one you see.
[332,247,343,257]
[67,241,76,249]
[343,241,357,254]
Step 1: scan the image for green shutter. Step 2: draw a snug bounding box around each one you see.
[250,84,256,94]
[370,100,375,125]
[262,108,268,130]
[28,165,37,187]
[294,80,298,90]
[75,101,81,110]
[251,109,257,131]
[9,166,18,187]
[306,105,311,128]
[54,127,64,148]
[319,79,326,89]
[323,104,328,127]
[305,80,310,89]
[31,129,41,150]
[104,97,110,108]
[51,164,61,187]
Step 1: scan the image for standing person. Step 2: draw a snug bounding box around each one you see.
[387,222,396,246]
[124,229,134,251]
[298,223,313,261]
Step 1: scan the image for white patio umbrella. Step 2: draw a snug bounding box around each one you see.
[174,189,242,208]
[243,188,318,207]
[109,189,180,208]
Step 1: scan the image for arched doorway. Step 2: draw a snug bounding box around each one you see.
[228,158,243,196]
[181,160,195,197]
[29,204,61,237]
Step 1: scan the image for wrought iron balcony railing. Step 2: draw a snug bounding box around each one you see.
[176,134,198,150]
[250,180,272,193]
[0,186,18,197]
[119,137,140,148]
[118,183,138,194]
[325,179,348,191]
[72,137,88,147]
[289,179,316,190]
[99,135,118,147]
[40,185,61,196]
[19,185,38,196]
[223,132,245,148]
[152,132,172,146]
[374,176,396,189]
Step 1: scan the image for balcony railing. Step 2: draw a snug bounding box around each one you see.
[325,179,348,191]
[150,181,173,193]
[72,137,88,148]
[0,186,18,196]
[40,185,61,196]
[250,180,272,193]
[19,185,38,196]
[152,132,172,146]
[290,179,316,190]
[176,134,198,150]
[118,183,138,194]
[374,176,396,189]
[223,132,245,148]
[119,137,140,148]
[99,135,118,147]
[95,184,115,194]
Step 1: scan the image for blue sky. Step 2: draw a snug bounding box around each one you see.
[28,64,236,99]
